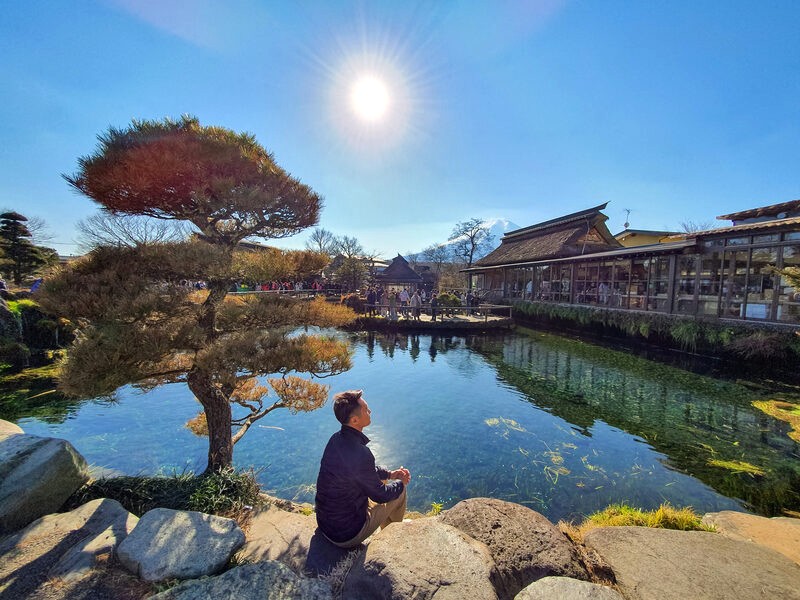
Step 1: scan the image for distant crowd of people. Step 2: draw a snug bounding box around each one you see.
[364,287,481,321]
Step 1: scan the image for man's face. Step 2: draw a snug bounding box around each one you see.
[352,397,372,429]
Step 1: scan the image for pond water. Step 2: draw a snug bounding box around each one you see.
[8,328,800,523]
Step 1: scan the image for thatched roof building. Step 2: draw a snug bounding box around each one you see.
[375,254,423,286]
[474,203,621,267]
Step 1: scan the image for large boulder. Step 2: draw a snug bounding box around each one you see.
[149,560,332,600]
[116,507,245,582]
[342,518,499,600]
[703,510,800,566]
[0,498,138,597]
[238,505,358,576]
[0,432,89,533]
[440,497,588,599]
[0,419,23,436]
[584,526,800,600]
[515,576,623,600]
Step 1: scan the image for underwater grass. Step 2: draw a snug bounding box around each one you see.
[753,399,800,443]
[560,502,715,543]
[706,459,766,476]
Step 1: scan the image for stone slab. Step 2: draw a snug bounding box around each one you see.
[0,433,89,533]
[0,419,23,437]
[703,510,800,566]
[584,526,800,600]
[515,576,623,600]
[238,505,358,576]
[116,507,245,582]
[342,518,498,600]
[149,560,332,600]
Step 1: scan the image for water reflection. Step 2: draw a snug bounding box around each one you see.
[11,329,800,522]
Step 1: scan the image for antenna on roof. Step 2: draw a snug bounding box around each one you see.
[623,208,632,229]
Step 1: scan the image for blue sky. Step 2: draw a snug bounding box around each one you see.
[2,1,798,257]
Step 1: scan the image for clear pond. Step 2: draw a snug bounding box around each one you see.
[9,328,800,522]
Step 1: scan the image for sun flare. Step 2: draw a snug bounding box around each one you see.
[350,76,390,122]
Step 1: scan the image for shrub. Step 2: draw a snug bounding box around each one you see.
[726,331,788,361]
[437,293,462,307]
[66,468,263,524]
[340,293,365,314]
[0,340,30,372]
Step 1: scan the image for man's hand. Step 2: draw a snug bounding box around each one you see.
[389,467,411,485]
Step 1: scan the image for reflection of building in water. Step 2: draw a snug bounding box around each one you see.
[480,332,800,516]
[466,200,800,324]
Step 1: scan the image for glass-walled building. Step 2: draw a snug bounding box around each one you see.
[466,200,800,325]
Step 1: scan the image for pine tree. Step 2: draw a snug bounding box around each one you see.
[39,116,356,472]
[0,212,55,285]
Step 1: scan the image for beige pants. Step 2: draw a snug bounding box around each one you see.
[329,486,407,549]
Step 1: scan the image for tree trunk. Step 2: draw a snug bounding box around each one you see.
[188,368,233,473]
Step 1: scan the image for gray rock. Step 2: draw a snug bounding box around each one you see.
[49,522,135,582]
[238,505,359,576]
[0,498,138,596]
[342,518,499,600]
[116,507,245,582]
[703,510,800,566]
[515,576,623,600]
[584,526,800,600]
[0,433,89,533]
[149,560,333,600]
[0,419,23,437]
[440,497,588,599]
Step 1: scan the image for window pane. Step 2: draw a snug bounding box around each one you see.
[674,256,697,315]
[777,245,800,323]
[630,259,648,309]
[697,251,722,316]
[721,250,747,318]
[726,237,750,246]
[743,247,778,320]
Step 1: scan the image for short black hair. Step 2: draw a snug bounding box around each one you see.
[333,389,363,425]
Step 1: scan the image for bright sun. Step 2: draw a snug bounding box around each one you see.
[350,75,390,122]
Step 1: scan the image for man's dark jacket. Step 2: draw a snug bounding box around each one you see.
[315,425,404,543]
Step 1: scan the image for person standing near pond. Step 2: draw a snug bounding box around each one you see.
[388,290,398,321]
[410,289,422,321]
[430,292,438,322]
[315,390,411,548]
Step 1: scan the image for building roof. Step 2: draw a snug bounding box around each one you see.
[474,203,621,268]
[717,199,800,222]
[614,228,681,239]
[665,216,800,240]
[375,254,423,283]
[464,240,696,272]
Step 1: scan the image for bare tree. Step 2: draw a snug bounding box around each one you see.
[76,212,191,251]
[422,243,450,276]
[679,220,713,233]
[334,235,364,259]
[305,227,337,256]
[449,218,495,273]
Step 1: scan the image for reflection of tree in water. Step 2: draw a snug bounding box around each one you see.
[470,332,800,517]
[0,387,85,424]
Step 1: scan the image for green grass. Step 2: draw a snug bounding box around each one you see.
[560,502,715,543]
[65,467,264,526]
[427,502,444,516]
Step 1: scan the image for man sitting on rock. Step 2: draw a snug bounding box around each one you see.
[315,389,410,548]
